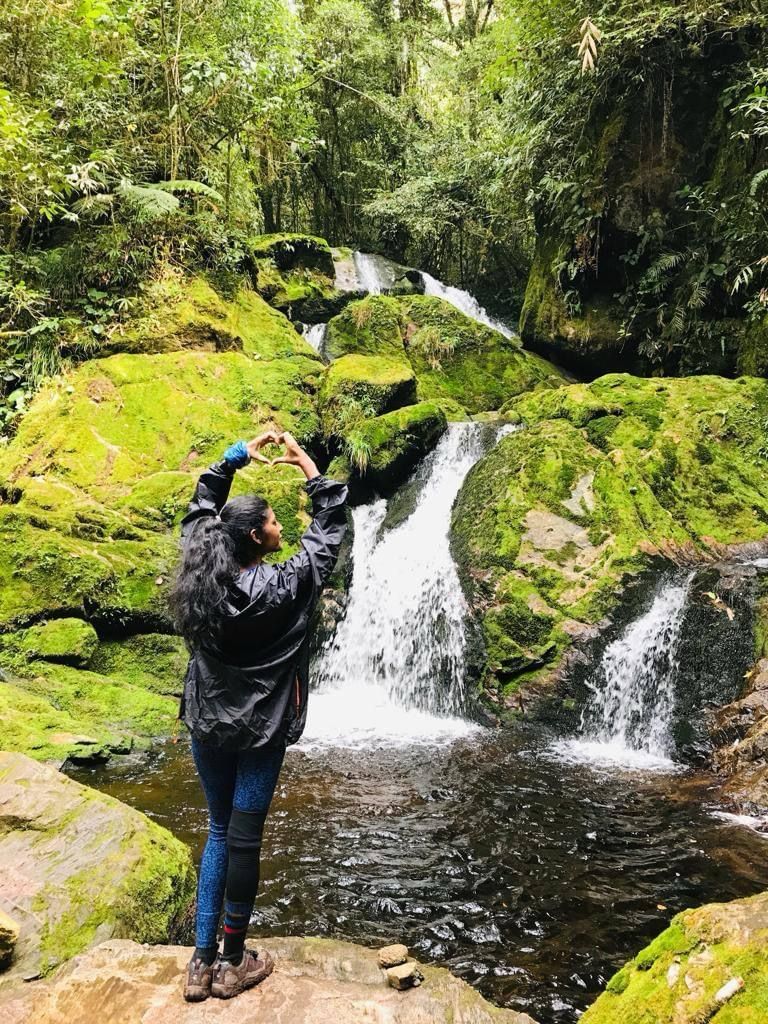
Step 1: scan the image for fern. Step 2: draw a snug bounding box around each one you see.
[749,168,768,196]
[155,180,225,204]
[115,180,180,221]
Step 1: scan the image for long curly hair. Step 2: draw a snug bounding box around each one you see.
[169,495,269,651]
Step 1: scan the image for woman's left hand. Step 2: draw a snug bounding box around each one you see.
[246,431,280,465]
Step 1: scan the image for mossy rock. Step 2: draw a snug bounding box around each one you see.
[0,341,321,626]
[249,233,335,276]
[582,890,768,1023]
[0,751,196,984]
[519,239,626,376]
[99,275,315,359]
[324,293,566,420]
[400,294,565,415]
[89,633,188,697]
[348,401,448,496]
[9,618,99,668]
[452,373,768,699]
[319,354,417,438]
[325,295,406,360]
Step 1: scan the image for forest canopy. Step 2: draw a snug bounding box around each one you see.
[1,0,767,423]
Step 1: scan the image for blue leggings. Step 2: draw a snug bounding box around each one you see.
[191,736,286,950]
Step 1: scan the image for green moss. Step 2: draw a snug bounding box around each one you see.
[89,633,187,697]
[16,618,99,667]
[350,401,447,492]
[453,373,768,696]
[320,354,417,437]
[0,342,321,626]
[519,236,622,356]
[31,776,196,975]
[582,892,768,1023]
[109,274,316,360]
[249,232,335,276]
[399,294,565,416]
[325,295,406,360]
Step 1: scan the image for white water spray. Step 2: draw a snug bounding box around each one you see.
[304,323,327,353]
[420,271,516,339]
[301,423,499,749]
[352,252,516,339]
[555,575,694,771]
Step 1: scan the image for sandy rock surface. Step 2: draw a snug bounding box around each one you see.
[0,936,538,1024]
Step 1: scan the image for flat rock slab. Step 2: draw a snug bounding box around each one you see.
[0,937,538,1024]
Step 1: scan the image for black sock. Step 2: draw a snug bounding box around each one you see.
[194,944,218,965]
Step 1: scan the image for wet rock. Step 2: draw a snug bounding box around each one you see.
[0,752,195,989]
[451,374,768,708]
[0,937,538,1023]
[377,942,409,968]
[0,910,19,970]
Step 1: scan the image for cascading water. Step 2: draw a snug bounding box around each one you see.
[352,252,516,339]
[420,271,516,339]
[555,574,694,770]
[352,251,402,294]
[304,323,327,353]
[302,422,503,749]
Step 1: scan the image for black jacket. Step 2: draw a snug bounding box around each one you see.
[178,460,348,750]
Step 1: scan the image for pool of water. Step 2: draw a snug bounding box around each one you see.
[69,724,768,1024]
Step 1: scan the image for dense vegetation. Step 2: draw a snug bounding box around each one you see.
[2,0,766,430]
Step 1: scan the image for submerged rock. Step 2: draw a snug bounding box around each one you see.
[581,889,768,1023]
[0,752,195,987]
[452,374,768,703]
[0,936,538,1023]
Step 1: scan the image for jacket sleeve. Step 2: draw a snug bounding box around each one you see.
[180,460,236,542]
[278,475,348,596]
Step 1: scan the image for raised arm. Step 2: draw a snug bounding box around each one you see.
[272,433,348,594]
[180,432,278,541]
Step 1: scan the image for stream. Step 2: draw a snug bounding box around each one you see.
[69,265,768,1023]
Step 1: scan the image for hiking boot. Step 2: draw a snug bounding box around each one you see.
[211,948,274,999]
[183,954,216,1002]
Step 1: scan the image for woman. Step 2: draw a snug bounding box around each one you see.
[170,430,347,1002]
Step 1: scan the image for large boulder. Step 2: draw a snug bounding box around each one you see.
[581,890,768,1023]
[324,294,566,420]
[0,936,537,1024]
[0,277,327,759]
[329,401,448,499]
[452,374,768,701]
[249,233,355,323]
[400,294,564,417]
[0,752,195,986]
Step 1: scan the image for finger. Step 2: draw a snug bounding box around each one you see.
[251,452,271,464]
[270,455,296,465]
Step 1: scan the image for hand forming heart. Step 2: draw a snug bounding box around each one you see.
[246,430,306,467]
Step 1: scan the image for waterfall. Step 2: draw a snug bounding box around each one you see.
[555,574,694,770]
[351,252,516,339]
[304,323,327,353]
[301,422,501,749]
[420,271,516,339]
[352,251,402,294]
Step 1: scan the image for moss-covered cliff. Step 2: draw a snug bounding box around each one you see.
[452,373,768,700]
[519,11,768,380]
